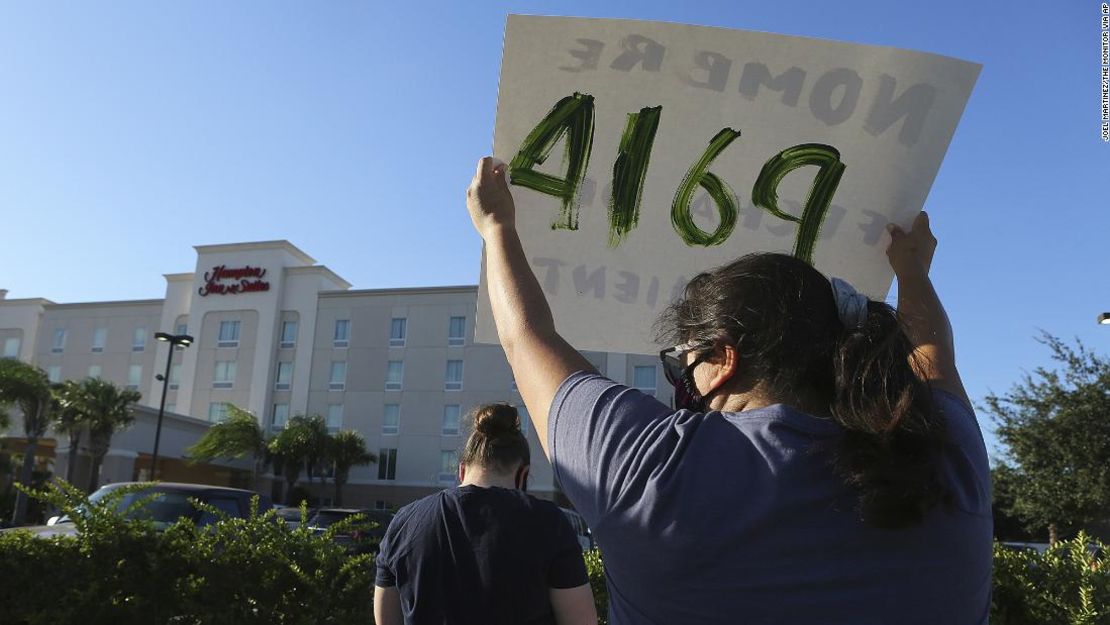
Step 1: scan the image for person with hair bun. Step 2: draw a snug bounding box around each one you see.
[467,157,991,625]
[374,403,597,625]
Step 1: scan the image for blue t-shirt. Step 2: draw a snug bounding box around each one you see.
[550,372,992,625]
[375,485,589,625]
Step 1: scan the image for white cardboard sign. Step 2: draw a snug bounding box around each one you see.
[477,16,980,355]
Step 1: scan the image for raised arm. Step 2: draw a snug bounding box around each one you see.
[467,157,595,457]
[886,211,970,406]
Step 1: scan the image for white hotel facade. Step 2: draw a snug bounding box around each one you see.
[0,240,672,509]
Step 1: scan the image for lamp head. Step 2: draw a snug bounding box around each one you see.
[155,331,173,342]
[1099,312,1110,326]
[177,335,194,347]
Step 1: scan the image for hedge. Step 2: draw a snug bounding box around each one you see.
[0,482,373,625]
[1,481,1106,624]
[584,537,1109,625]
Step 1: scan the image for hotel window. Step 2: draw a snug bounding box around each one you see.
[169,363,181,390]
[3,337,20,358]
[389,318,406,347]
[445,360,463,391]
[633,365,658,397]
[87,364,101,379]
[132,327,146,352]
[165,403,176,414]
[439,450,459,483]
[448,316,466,346]
[280,320,298,348]
[213,361,237,389]
[442,404,460,436]
[329,361,347,391]
[382,404,400,435]
[217,320,240,348]
[377,448,398,481]
[127,364,142,390]
[208,402,229,422]
[47,366,61,383]
[91,328,107,353]
[326,404,344,433]
[385,360,403,390]
[375,500,387,511]
[271,403,289,430]
[52,329,66,353]
[275,361,293,390]
[333,319,350,348]
[174,323,188,349]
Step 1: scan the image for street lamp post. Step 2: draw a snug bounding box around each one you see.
[151,331,193,479]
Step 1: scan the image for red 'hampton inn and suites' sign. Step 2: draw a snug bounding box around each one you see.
[198,265,271,296]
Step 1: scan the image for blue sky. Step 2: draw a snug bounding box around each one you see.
[1,1,1107,459]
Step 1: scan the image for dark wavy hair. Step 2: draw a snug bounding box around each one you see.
[656,253,950,529]
[461,403,530,474]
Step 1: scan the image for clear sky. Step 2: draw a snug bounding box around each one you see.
[2,1,1107,459]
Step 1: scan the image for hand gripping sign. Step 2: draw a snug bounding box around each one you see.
[476,16,980,355]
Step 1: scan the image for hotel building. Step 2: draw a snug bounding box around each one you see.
[0,240,673,509]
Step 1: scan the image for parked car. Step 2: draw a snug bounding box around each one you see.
[273,505,314,530]
[560,507,595,551]
[306,508,394,554]
[2,482,273,538]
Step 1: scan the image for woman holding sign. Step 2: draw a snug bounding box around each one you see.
[468,156,990,624]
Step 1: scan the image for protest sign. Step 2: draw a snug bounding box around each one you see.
[476,15,980,355]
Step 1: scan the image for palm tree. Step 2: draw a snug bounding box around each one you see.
[186,404,270,491]
[53,379,88,484]
[268,416,312,504]
[80,378,140,493]
[300,415,330,504]
[0,359,54,525]
[329,430,375,507]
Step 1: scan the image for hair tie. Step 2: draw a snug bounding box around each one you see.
[829,277,869,330]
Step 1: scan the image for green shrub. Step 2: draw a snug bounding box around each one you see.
[585,537,1110,625]
[993,534,1110,625]
[0,481,374,625]
[584,548,608,625]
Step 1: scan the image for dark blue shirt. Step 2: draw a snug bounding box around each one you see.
[550,372,992,625]
[375,485,589,625]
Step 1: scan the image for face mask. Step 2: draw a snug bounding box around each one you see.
[672,358,709,412]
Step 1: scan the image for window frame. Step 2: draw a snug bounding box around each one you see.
[326,404,344,433]
[91,328,107,353]
[212,360,237,389]
[389,317,406,348]
[377,448,398,481]
[217,320,241,348]
[445,359,463,391]
[441,404,461,436]
[279,320,298,349]
[126,364,142,390]
[271,403,290,430]
[382,403,400,435]
[132,327,147,352]
[275,361,293,390]
[448,315,466,346]
[52,329,66,353]
[333,319,350,348]
[385,360,403,391]
[329,361,347,391]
